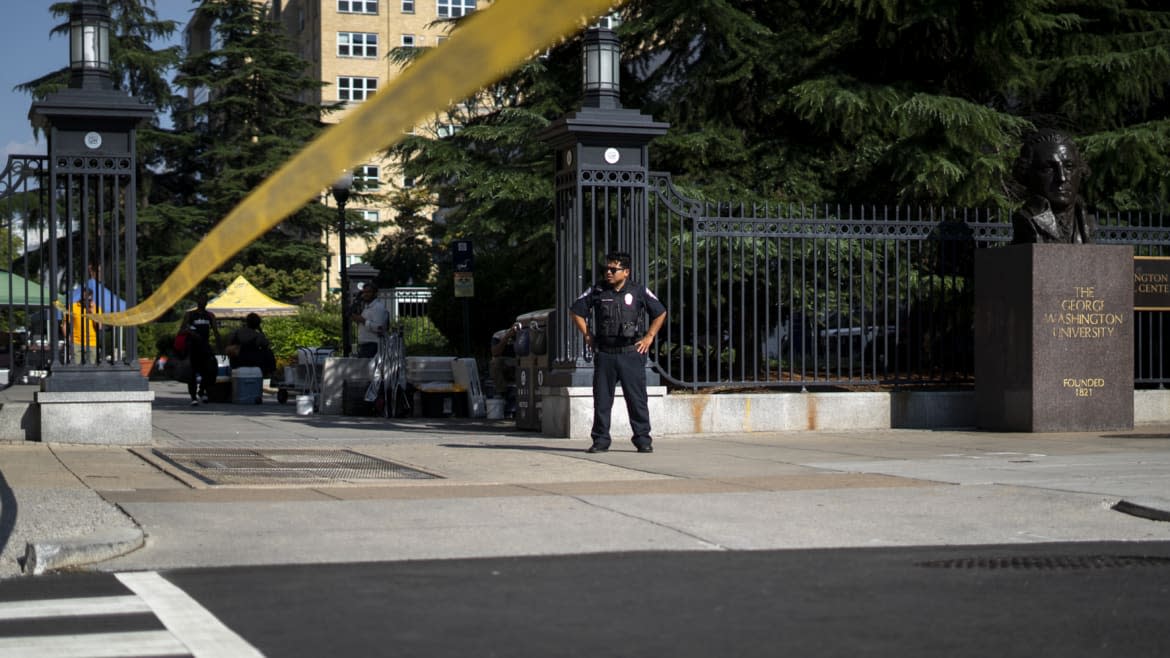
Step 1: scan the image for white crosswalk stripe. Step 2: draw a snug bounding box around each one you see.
[0,630,188,658]
[0,571,264,658]
[0,596,150,620]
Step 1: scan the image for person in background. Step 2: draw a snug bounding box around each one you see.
[227,313,273,373]
[351,282,389,358]
[182,293,222,404]
[63,287,100,365]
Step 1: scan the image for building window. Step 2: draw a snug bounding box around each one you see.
[402,0,415,12]
[338,76,378,101]
[403,176,415,189]
[338,1,378,14]
[437,0,476,19]
[356,164,381,190]
[436,123,458,138]
[401,34,416,48]
[338,32,378,58]
[360,210,380,223]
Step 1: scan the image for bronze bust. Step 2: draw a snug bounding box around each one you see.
[1010,129,1096,244]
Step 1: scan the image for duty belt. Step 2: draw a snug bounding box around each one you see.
[596,344,638,354]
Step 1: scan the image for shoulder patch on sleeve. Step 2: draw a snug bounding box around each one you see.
[576,287,593,300]
[644,287,659,301]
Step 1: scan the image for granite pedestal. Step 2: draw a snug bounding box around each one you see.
[975,244,1133,432]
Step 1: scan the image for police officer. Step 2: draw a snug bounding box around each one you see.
[569,251,667,453]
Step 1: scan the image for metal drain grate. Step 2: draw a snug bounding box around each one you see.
[915,555,1170,571]
[152,448,440,485]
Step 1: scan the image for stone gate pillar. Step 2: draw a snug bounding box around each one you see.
[28,1,153,443]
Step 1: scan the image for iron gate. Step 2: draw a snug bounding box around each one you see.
[644,172,1170,390]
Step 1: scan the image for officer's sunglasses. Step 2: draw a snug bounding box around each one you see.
[604,266,627,274]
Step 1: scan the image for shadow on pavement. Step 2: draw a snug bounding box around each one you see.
[0,469,15,562]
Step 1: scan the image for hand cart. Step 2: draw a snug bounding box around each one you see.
[274,346,334,407]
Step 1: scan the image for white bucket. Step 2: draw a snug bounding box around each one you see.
[296,394,314,416]
[485,397,505,420]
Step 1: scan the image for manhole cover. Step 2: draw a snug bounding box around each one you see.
[152,448,440,485]
[915,555,1170,571]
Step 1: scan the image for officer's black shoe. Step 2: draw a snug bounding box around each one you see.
[586,444,609,453]
[636,444,654,453]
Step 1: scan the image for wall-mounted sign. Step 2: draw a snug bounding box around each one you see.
[84,132,102,149]
[1134,256,1170,311]
[604,147,620,164]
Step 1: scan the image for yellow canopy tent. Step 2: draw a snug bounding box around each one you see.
[205,276,298,319]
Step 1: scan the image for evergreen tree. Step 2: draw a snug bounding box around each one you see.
[367,187,435,288]
[387,31,582,350]
[620,0,1170,209]
[148,0,352,302]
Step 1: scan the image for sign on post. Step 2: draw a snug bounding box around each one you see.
[453,240,474,298]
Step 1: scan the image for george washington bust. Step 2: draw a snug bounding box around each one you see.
[1010,129,1097,244]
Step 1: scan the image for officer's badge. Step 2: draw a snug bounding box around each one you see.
[624,293,634,305]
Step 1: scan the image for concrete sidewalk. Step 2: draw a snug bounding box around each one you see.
[2,380,1169,577]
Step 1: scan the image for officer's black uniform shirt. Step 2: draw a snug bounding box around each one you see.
[570,280,666,348]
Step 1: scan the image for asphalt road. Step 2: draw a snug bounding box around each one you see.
[3,542,1169,657]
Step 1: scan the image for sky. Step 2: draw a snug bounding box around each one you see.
[0,0,197,165]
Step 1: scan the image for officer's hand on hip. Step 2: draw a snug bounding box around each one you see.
[635,335,653,354]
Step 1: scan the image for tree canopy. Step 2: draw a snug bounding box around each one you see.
[144,0,341,302]
[621,0,1170,210]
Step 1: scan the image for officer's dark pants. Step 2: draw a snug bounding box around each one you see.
[591,349,652,449]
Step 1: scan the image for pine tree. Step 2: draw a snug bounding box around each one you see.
[149,0,343,301]
[620,0,1170,210]
[386,30,583,349]
[367,187,435,288]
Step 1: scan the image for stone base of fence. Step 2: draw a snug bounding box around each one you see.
[35,391,154,444]
[541,388,1170,437]
[541,386,668,440]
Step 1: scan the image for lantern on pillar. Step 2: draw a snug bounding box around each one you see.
[69,0,113,90]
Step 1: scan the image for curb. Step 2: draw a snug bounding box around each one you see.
[23,528,145,576]
[1111,498,1170,523]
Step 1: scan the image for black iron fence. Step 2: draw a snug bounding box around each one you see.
[0,155,53,382]
[646,173,1170,390]
[2,152,142,383]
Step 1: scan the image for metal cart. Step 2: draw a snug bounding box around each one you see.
[274,346,334,407]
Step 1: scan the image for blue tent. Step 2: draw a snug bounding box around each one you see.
[63,279,128,312]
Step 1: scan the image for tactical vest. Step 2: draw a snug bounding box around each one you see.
[595,285,644,341]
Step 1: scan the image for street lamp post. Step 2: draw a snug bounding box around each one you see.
[332,172,354,356]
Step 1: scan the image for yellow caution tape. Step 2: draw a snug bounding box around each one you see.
[99,0,621,326]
